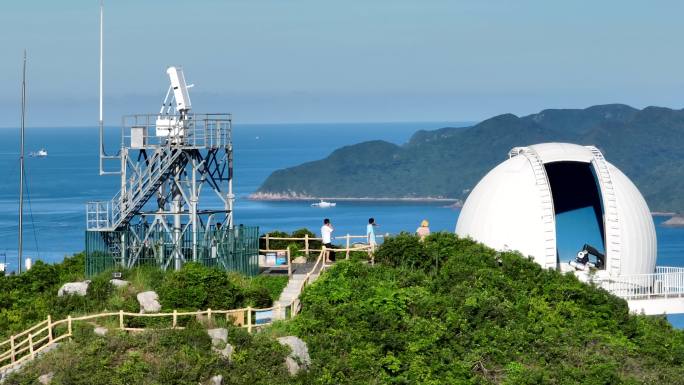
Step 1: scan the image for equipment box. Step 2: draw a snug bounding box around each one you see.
[131,126,147,148]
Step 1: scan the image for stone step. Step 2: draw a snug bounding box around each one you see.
[278,293,299,301]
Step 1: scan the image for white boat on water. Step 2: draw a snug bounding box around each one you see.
[311,200,336,208]
[29,148,48,157]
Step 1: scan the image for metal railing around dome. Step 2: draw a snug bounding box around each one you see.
[599,266,684,300]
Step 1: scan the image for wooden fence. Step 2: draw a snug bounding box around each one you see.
[260,234,380,275]
[0,249,330,375]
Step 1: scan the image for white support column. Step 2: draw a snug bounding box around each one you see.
[226,144,234,228]
[191,158,198,262]
[172,166,183,271]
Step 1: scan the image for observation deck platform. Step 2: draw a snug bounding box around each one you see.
[594,266,684,315]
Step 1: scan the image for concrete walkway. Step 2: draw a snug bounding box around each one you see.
[273,262,326,319]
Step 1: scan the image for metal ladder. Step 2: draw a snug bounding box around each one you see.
[109,145,187,231]
[102,231,123,266]
[587,146,621,275]
[511,147,557,268]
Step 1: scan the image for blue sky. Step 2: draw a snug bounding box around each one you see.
[1,0,684,126]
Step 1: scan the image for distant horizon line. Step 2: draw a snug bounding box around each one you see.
[0,120,479,130]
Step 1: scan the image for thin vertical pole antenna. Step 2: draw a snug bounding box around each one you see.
[96,0,120,176]
[18,50,26,274]
[98,0,105,175]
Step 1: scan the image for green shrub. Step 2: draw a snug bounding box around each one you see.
[373,232,428,269]
[158,263,244,310]
[284,233,684,384]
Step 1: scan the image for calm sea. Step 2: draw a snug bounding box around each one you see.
[1,122,683,325]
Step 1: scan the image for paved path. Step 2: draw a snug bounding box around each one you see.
[273,262,326,319]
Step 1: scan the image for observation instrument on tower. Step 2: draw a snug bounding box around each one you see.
[85,66,257,276]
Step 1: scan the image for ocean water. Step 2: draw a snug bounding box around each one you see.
[0,122,469,264]
[0,122,683,325]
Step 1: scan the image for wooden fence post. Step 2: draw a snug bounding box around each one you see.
[287,248,292,278]
[10,335,15,363]
[207,308,212,325]
[346,234,351,259]
[67,315,73,336]
[119,310,124,330]
[47,315,53,343]
[265,234,270,250]
[304,234,310,258]
[28,332,34,359]
[173,310,178,328]
[247,307,252,333]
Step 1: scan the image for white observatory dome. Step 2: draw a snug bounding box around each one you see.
[455,143,656,276]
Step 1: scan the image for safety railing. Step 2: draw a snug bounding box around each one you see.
[261,233,384,260]
[259,233,379,277]
[259,241,374,278]
[122,113,232,150]
[599,267,684,300]
[85,225,260,277]
[2,246,335,375]
[86,146,186,231]
[290,248,328,314]
[0,303,298,375]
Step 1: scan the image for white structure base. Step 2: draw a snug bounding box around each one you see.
[628,297,684,316]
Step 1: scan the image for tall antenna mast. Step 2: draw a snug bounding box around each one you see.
[98,0,105,175]
[18,50,27,274]
[97,0,120,175]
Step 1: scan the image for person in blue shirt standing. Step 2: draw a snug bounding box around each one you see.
[367,217,378,252]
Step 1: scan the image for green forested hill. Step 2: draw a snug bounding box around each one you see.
[256,104,684,212]
[6,234,684,384]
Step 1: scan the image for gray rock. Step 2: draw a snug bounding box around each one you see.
[38,372,54,384]
[57,281,90,297]
[292,256,307,264]
[110,279,129,288]
[277,336,311,375]
[208,375,224,385]
[1,345,60,382]
[215,343,234,360]
[94,326,108,336]
[207,328,228,344]
[662,215,684,227]
[136,291,161,313]
[207,328,233,360]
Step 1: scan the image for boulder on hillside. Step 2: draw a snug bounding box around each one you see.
[94,326,108,336]
[207,328,228,344]
[277,336,311,375]
[207,328,234,360]
[208,374,224,385]
[110,279,129,288]
[136,291,161,313]
[57,281,90,297]
[38,372,54,384]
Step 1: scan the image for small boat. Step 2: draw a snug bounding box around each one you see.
[311,200,336,208]
[29,148,48,157]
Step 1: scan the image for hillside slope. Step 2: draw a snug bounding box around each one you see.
[283,233,684,384]
[6,233,684,384]
[256,104,684,212]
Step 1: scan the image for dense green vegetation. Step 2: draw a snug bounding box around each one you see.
[258,104,684,212]
[0,255,287,339]
[4,323,295,385]
[281,233,684,383]
[5,232,684,384]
